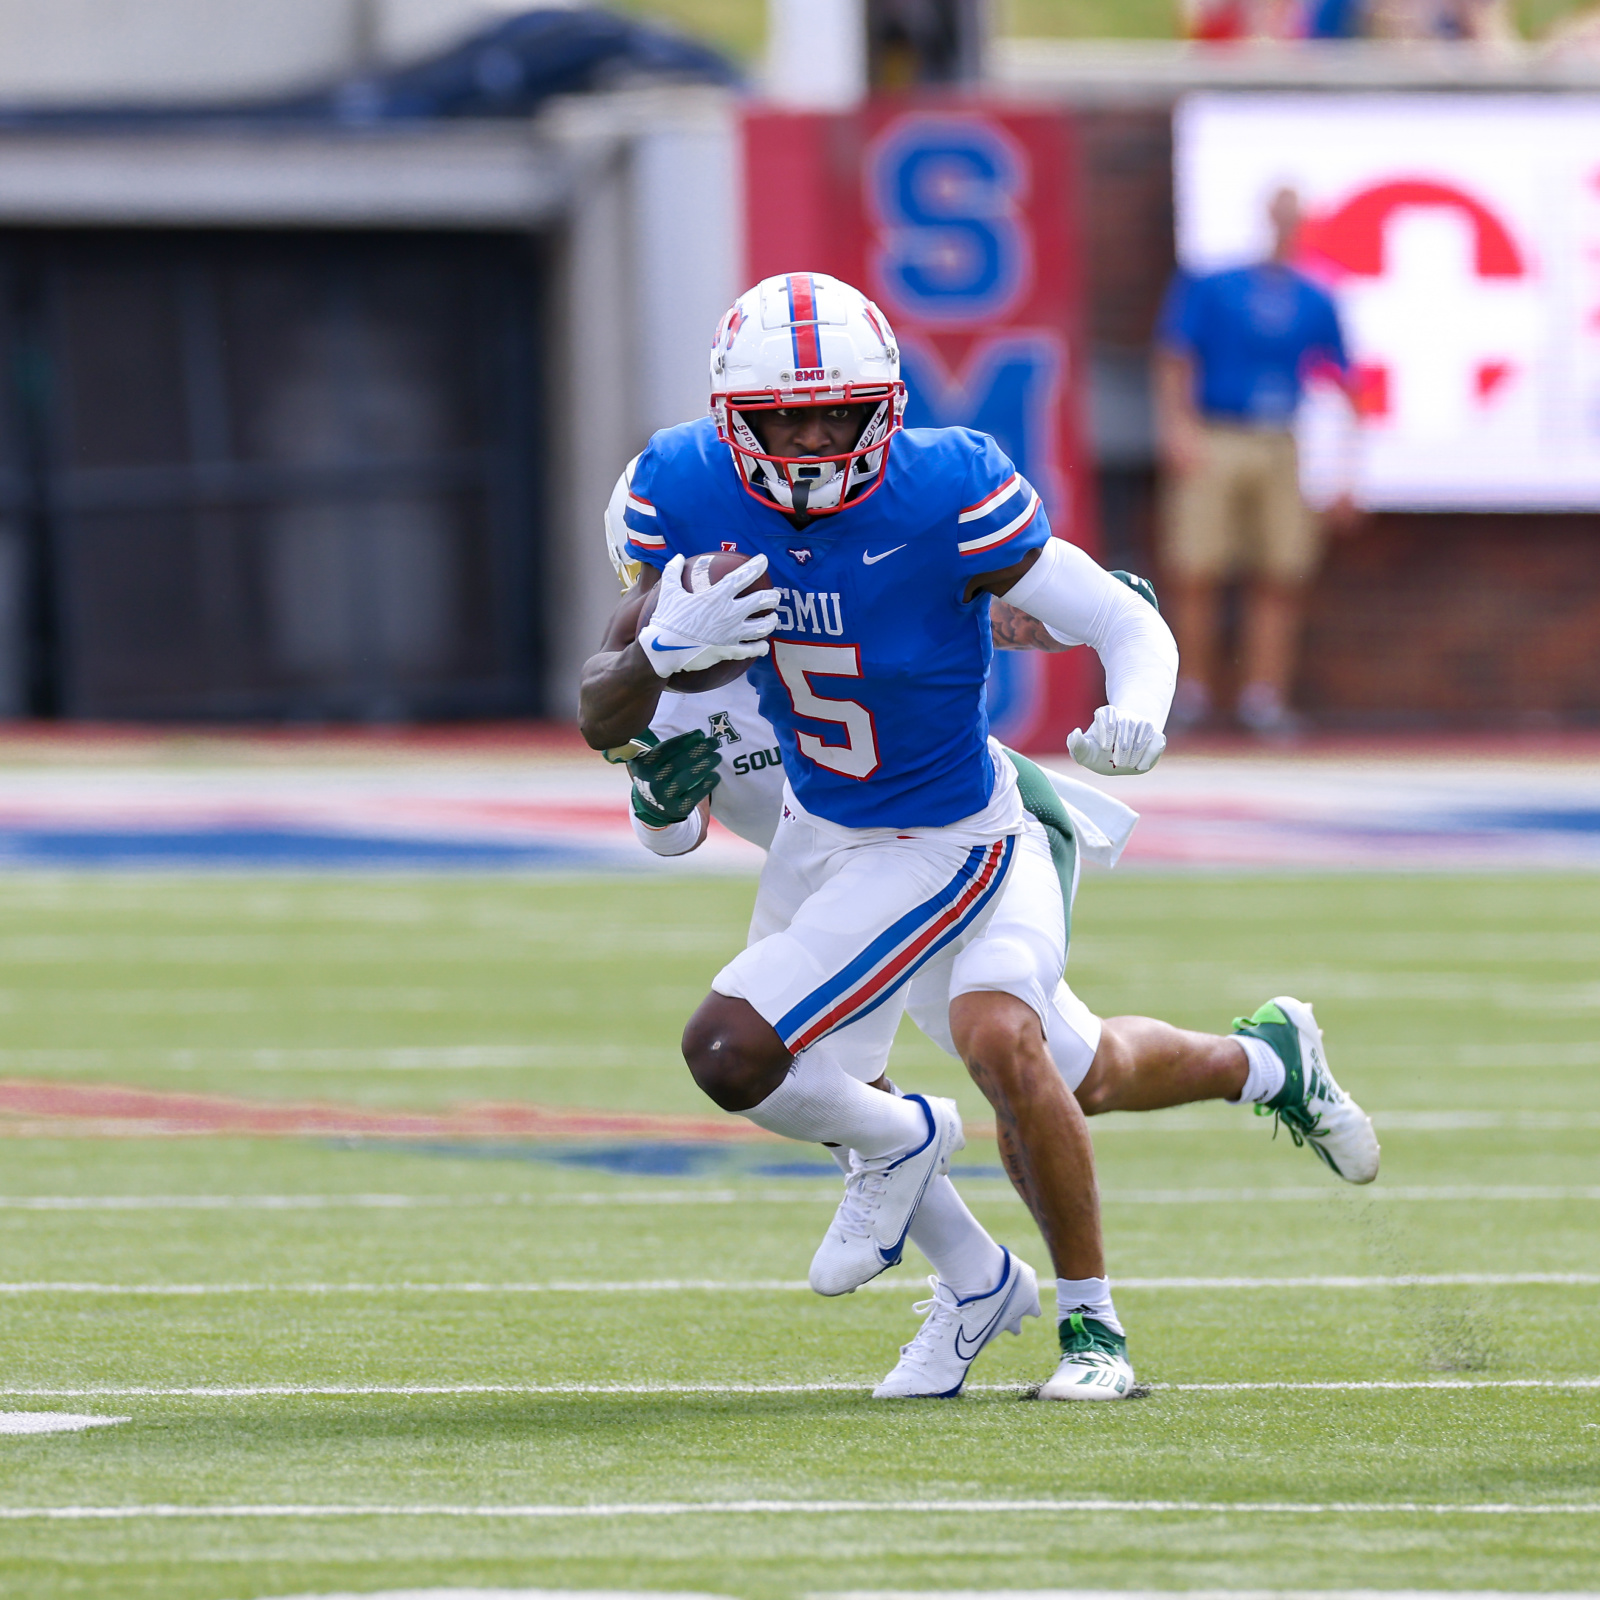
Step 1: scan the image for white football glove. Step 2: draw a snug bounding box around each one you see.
[636,553,780,679]
[1068,704,1166,776]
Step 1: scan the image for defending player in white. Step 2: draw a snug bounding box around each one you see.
[579,272,1379,1402]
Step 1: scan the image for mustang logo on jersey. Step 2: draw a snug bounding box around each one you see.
[771,589,844,636]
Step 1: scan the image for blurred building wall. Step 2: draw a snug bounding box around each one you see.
[0,0,365,104]
[542,88,742,719]
[0,18,738,721]
[0,0,568,104]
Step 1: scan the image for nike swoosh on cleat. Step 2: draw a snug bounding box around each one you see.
[953,1295,1014,1363]
[862,545,907,565]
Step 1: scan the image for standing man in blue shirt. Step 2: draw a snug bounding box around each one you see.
[1155,188,1359,735]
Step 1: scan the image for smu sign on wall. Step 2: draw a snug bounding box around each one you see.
[744,105,1098,749]
[1177,94,1600,509]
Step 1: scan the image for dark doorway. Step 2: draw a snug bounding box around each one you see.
[0,228,543,721]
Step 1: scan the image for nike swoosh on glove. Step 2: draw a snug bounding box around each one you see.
[636,553,780,679]
[1067,705,1166,776]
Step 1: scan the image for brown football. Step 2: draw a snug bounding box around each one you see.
[679,550,775,599]
[638,553,776,693]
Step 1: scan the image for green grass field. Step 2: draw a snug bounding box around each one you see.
[0,869,1596,1599]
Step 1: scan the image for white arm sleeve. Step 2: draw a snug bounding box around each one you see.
[1000,538,1179,731]
[630,809,706,858]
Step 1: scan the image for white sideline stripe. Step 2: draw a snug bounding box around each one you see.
[256,1592,736,1600]
[1088,1111,1600,1132]
[3,1379,1597,1398]
[3,1500,1599,1521]
[4,1185,1598,1210]
[1114,1274,1600,1289]
[0,1193,776,1211]
[1100,1186,1600,1204]
[0,1412,128,1434]
[0,1274,1593,1295]
[817,1593,1600,1599]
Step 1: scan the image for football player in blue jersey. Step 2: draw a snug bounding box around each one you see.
[580,272,1379,1401]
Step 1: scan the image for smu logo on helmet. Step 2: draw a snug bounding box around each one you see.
[793,367,828,382]
[715,304,747,350]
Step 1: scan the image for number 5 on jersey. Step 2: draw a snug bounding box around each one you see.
[772,642,881,780]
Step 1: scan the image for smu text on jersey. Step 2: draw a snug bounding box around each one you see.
[772,590,845,636]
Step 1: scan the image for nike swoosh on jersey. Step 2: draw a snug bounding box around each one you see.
[862,544,907,565]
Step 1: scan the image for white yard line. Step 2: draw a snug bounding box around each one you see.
[1087,1112,1600,1132]
[818,1592,1600,1599]
[0,1274,1593,1295]
[1112,1274,1600,1288]
[1,1499,1598,1520]
[0,1193,763,1210]
[1100,1186,1600,1203]
[1,1185,1597,1209]
[2,1378,1596,1398]
[0,1413,128,1434]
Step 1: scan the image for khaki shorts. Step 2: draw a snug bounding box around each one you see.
[1162,424,1321,585]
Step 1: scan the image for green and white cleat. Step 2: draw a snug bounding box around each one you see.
[1037,1312,1136,1402]
[1234,996,1380,1184]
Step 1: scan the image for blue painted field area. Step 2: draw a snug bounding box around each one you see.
[0,828,615,870]
[0,740,1596,872]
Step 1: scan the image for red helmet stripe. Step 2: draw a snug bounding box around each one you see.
[786,274,822,371]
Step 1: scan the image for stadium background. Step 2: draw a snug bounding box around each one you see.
[0,0,1594,740]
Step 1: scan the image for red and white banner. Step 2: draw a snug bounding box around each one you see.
[743,103,1099,750]
[1176,94,1600,509]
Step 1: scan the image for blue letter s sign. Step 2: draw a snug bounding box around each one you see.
[868,117,1030,326]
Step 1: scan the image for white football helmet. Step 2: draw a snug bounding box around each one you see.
[709,271,905,516]
[604,454,643,590]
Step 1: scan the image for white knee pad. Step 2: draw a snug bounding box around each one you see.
[950,933,1053,1036]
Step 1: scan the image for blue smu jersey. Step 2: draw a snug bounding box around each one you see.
[623,416,1050,829]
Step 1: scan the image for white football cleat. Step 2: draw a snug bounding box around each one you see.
[873,1249,1041,1399]
[1234,995,1380,1185]
[1037,1312,1136,1402]
[809,1094,964,1297]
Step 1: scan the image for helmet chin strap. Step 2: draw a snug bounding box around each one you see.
[789,476,813,524]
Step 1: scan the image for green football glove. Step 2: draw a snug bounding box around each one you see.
[1109,569,1160,613]
[619,729,723,828]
